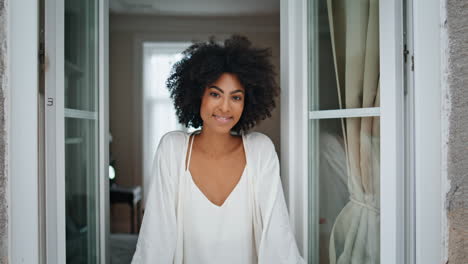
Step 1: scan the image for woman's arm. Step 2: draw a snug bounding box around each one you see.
[131,135,178,264]
[255,135,306,264]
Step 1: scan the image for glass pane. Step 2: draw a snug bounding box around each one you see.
[309,117,380,263]
[144,52,184,99]
[64,0,100,263]
[309,0,380,111]
[65,117,100,264]
[65,0,98,112]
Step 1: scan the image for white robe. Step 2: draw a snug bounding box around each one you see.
[131,130,305,264]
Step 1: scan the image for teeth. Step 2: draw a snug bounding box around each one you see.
[213,115,232,120]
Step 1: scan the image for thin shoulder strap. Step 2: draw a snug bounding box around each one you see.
[186,132,196,171]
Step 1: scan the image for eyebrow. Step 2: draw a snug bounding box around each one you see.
[209,85,245,95]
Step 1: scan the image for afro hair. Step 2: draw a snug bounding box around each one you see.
[166,34,279,134]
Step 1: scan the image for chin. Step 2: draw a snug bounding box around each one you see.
[212,126,234,135]
[205,121,237,135]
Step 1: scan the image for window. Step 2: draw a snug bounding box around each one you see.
[141,42,190,203]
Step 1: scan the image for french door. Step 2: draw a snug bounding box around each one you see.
[281,0,405,263]
[44,0,109,263]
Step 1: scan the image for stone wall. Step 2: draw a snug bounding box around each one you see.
[0,0,7,263]
[444,0,468,263]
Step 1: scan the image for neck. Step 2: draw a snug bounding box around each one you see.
[195,127,240,156]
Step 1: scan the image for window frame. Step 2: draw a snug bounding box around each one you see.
[280,0,310,258]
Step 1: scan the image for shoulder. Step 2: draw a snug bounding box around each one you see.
[244,131,276,153]
[157,130,189,153]
[159,130,187,144]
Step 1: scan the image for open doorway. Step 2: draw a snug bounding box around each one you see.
[107,1,280,262]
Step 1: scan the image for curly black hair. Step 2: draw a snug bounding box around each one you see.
[166,35,279,134]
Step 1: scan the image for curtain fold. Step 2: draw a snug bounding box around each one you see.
[326,0,380,263]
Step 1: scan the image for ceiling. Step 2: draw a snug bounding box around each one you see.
[109,0,280,16]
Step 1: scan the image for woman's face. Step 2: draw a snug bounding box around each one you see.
[199,73,245,134]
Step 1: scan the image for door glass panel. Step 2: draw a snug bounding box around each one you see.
[310,0,380,111]
[65,118,99,263]
[64,0,100,263]
[65,0,98,112]
[309,117,380,263]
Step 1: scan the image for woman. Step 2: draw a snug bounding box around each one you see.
[131,35,305,264]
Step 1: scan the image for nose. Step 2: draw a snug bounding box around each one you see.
[220,96,230,113]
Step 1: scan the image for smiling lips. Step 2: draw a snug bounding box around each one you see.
[212,114,233,124]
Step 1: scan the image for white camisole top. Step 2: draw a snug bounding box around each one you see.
[183,132,256,264]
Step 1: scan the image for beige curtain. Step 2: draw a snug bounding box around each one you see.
[326,0,380,263]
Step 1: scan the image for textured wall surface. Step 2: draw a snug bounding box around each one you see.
[0,0,7,263]
[444,0,468,263]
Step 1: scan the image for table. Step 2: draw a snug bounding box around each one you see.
[110,184,142,233]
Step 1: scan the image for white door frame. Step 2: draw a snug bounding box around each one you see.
[8,0,40,263]
[379,0,406,262]
[99,0,110,263]
[412,0,442,263]
[280,0,309,259]
[44,0,66,263]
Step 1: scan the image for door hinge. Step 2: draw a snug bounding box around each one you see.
[39,27,46,70]
[403,45,414,71]
[39,42,45,69]
[39,28,45,95]
[404,45,409,63]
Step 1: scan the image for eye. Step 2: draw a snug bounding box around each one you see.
[209,92,220,98]
[232,95,243,101]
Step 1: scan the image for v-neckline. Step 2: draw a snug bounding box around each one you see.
[187,166,247,208]
[185,130,248,208]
